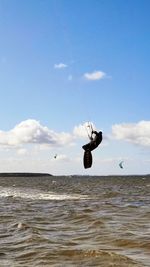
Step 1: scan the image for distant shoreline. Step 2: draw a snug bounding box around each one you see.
[0,173,53,177]
[0,173,149,178]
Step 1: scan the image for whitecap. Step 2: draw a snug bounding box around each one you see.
[0,186,89,200]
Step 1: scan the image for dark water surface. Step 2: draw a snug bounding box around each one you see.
[0,175,149,267]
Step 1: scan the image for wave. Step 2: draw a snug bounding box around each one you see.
[0,186,89,201]
[13,248,143,267]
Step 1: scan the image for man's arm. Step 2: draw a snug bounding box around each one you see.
[89,135,93,141]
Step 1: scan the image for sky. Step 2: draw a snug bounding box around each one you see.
[0,0,150,175]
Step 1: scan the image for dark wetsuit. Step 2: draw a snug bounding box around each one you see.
[82,131,102,152]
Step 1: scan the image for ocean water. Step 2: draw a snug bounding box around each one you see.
[0,175,149,267]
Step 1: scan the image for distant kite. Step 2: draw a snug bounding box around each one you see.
[119,161,124,169]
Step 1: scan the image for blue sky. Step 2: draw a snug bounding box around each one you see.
[0,0,150,175]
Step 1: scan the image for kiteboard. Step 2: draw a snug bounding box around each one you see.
[83,150,92,169]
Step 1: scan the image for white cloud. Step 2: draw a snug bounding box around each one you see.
[83,70,106,80]
[0,119,73,147]
[73,122,96,139]
[54,63,68,69]
[112,120,150,147]
[0,120,102,152]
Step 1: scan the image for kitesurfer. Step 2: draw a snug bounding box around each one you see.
[119,161,124,169]
[82,130,103,152]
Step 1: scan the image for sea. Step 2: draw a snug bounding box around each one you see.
[0,174,149,267]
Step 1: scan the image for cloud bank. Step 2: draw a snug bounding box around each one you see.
[0,120,98,150]
[2,119,149,151]
[0,119,73,147]
[112,120,150,147]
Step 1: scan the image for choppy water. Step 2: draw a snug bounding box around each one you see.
[0,175,149,267]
